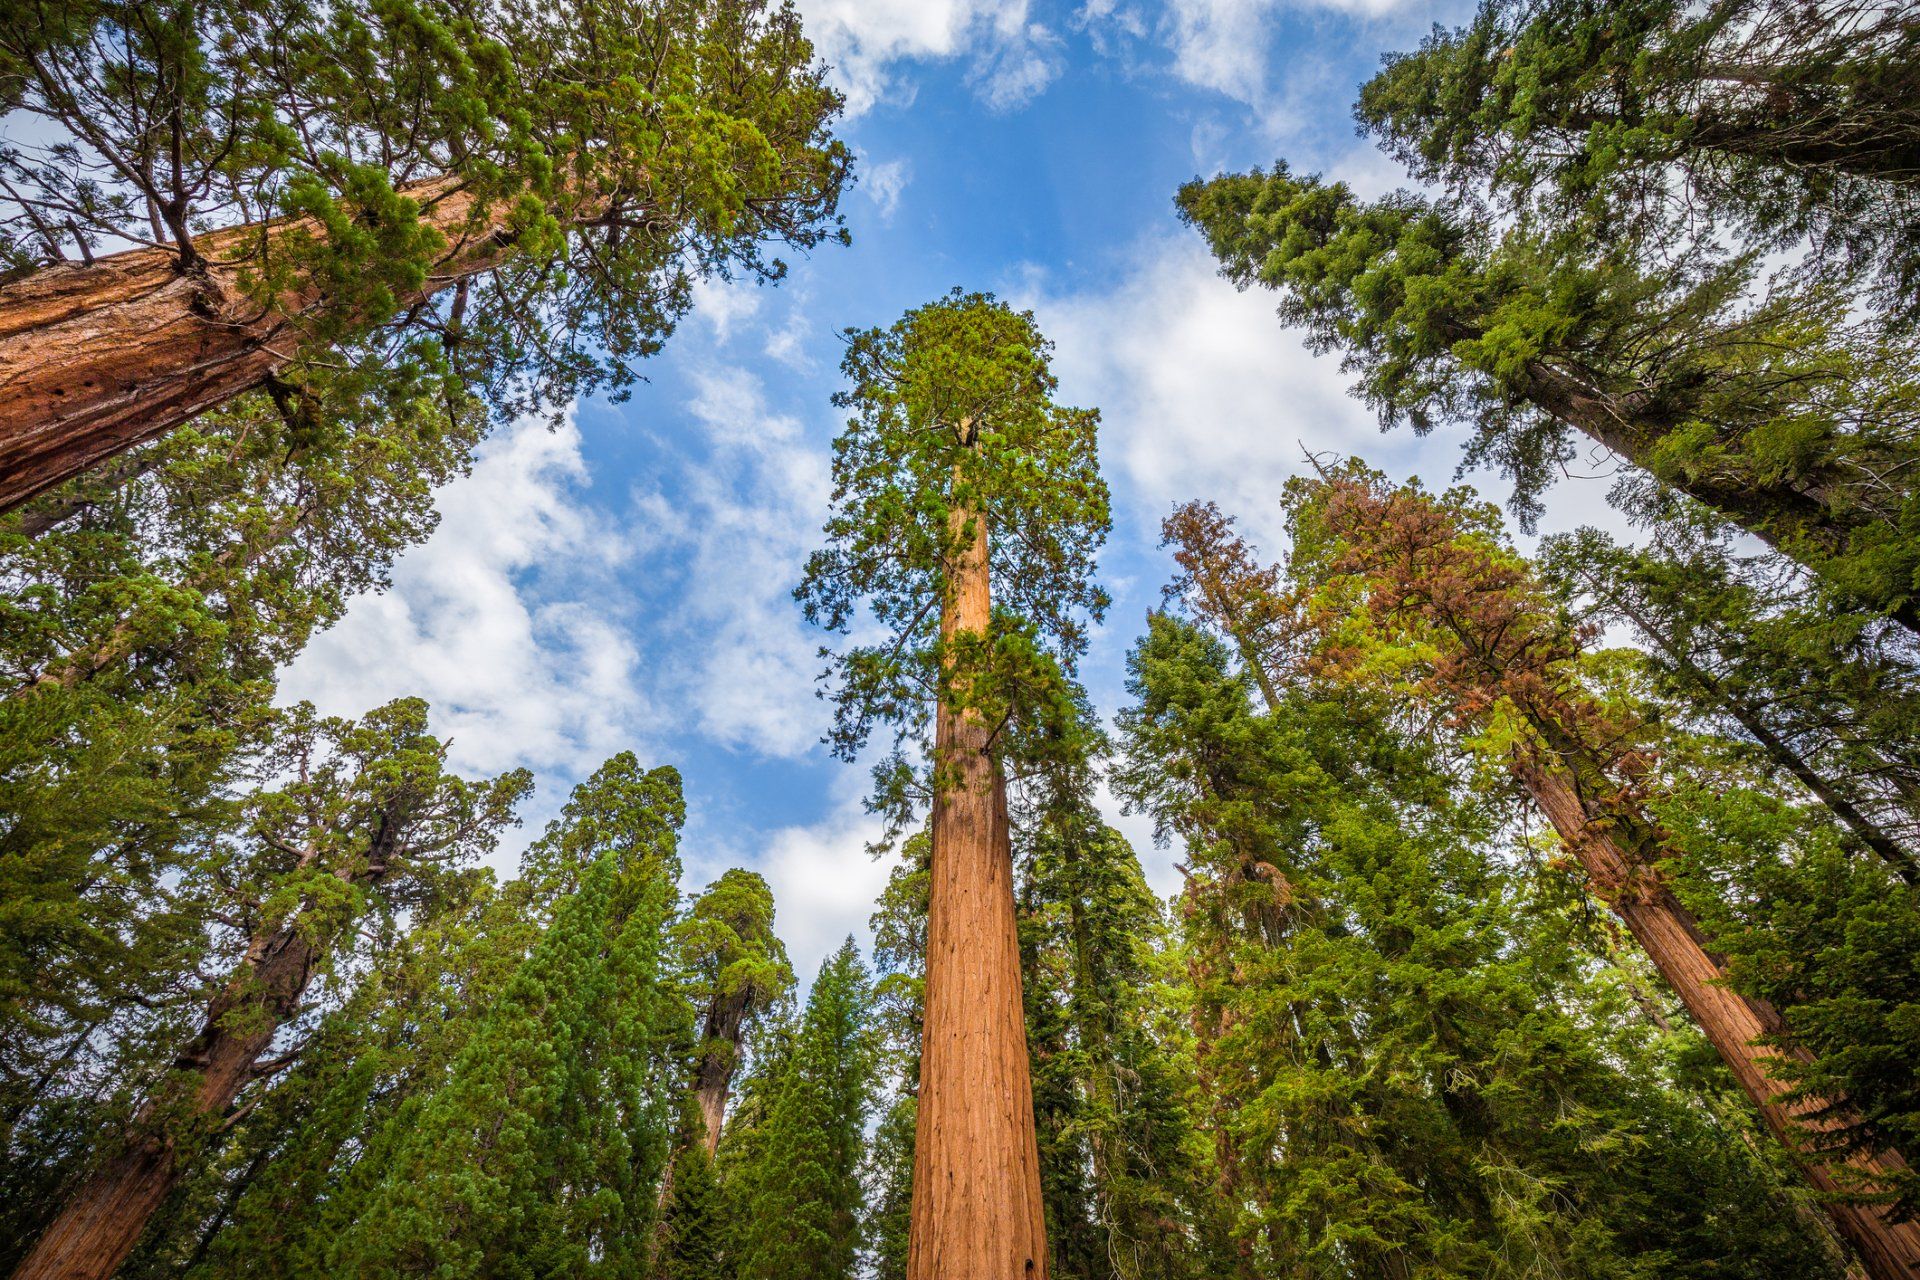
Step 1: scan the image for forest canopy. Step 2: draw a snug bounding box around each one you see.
[4,1,1920,1279]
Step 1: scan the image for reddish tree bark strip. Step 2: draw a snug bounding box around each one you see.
[907,493,1050,1280]
[9,921,323,1280]
[1520,759,1920,1280]
[0,176,523,514]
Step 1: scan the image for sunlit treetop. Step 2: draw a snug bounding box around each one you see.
[796,289,1110,776]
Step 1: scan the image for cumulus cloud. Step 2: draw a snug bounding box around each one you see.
[625,366,835,759]
[798,0,1063,115]
[1022,232,1635,570]
[683,781,894,986]
[279,413,646,786]
[1025,234,1396,550]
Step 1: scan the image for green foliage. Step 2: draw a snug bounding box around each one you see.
[326,757,686,1278]
[1359,0,1920,321]
[1175,155,1920,632]
[730,938,879,1280]
[795,289,1110,826]
[1114,566,1845,1277]
[660,1141,728,1280]
[1019,803,1226,1280]
[2,0,851,430]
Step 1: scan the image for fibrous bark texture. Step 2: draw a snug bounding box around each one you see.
[0,175,512,513]
[907,497,1050,1280]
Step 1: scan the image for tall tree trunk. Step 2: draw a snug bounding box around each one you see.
[8,920,322,1280]
[1509,352,1920,636]
[0,175,527,514]
[692,988,752,1158]
[907,488,1050,1280]
[1517,751,1920,1280]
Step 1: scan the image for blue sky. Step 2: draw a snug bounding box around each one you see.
[281,0,1636,980]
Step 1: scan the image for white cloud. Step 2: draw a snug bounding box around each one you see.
[1021,230,1632,558]
[684,782,894,986]
[798,0,1063,115]
[626,366,835,759]
[1025,234,1393,551]
[863,157,913,220]
[689,276,765,342]
[279,413,647,787]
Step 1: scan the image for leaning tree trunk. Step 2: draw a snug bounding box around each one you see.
[0,175,525,514]
[9,919,323,1280]
[1519,754,1920,1280]
[907,489,1050,1280]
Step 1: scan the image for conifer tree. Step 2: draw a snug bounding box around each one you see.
[8,698,526,1280]
[796,290,1110,1280]
[1115,606,1845,1280]
[0,387,482,1116]
[1539,508,1920,878]
[160,877,518,1280]
[1018,796,1225,1280]
[0,0,850,509]
[1358,0,1920,320]
[658,1140,727,1280]
[864,837,930,1280]
[1175,165,1920,632]
[327,756,687,1279]
[1287,468,1920,1278]
[673,869,794,1155]
[731,938,879,1280]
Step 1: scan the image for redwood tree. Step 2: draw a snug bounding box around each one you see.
[1292,468,1920,1280]
[797,290,1110,1280]
[672,869,794,1156]
[0,0,850,511]
[7,698,527,1280]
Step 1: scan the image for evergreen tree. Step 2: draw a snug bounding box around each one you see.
[0,387,481,1137]
[732,939,879,1280]
[795,289,1110,1280]
[1174,163,1920,633]
[7,698,526,1280]
[327,756,687,1279]
[1540,505,1920,878]
[863,837,929,1280]
[0,0,851,508]
[1018,797,1225,1280]
[1358,0,1920,320]
[673,868,794,1155]
[1115,605,1845,1280]
[1286,467,1920,1276]
[659,1140,728,1280]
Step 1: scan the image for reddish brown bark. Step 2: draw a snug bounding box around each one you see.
[1315,476,1920,1280]
[692,987,753,1158]
[0,175,524,514]
[9,920,322,1280]
[1519,758,1920,1280]
[907,489,1050,1280]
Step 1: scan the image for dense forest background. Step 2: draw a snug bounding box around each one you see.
[4,0,1920,1277]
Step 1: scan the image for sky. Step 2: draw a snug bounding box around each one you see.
[280,0,1638,983]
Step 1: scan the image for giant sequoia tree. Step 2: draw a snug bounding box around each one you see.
[1289,469,1920,1279]
[797,290,1110,1280]
[0,0,849,510]
[1175,165,1920,632]
[8,699,527,1280]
